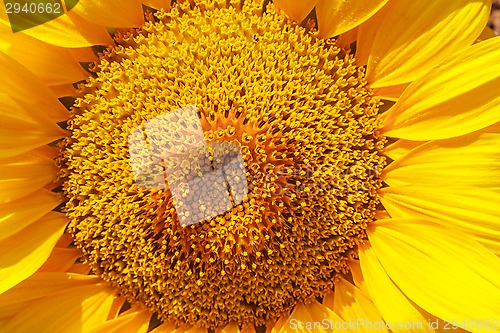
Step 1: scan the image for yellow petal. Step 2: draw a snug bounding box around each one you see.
[35,145,60,159]
[221,322,240,333]
[336,27,358,48]
[71,45,97,60]
[149,322,177,333]
[68,262,92,275]
[0,100,66,157]
[381,186,500,255]
[273,0,318,23]
[106,297,126,320]
[383,36,500,140]
[0,2,113,48]
[332,277,388,333]
[358,243,435,333]
[0,151,59,203]
[240,326,256,333]
[70,0,144,28]
[383,133,500,188]
[359,0,490,89]
[322,290,335,310]
[50,83,78,97]
[315,0,388,39]
[2,283,115,333]
[87,310,150,333]
[0,51,69,121]
[372,82,409,102]
[368,219,500,333]
[38,247,82,272]
[382,139,423,162]
[476,26,497,43]
[268,311,291,333]
[0,272,100,320]
[354,6,384,66]
[347,260,368,296]
[279,301,350,333]
[0,33,86,85]
[374,210,390,220]
[0,212,68,295]
[143,0,171,10]
[0,189,61,241]
[54,232,74,248]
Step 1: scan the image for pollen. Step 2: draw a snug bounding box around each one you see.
[58,0,386,329]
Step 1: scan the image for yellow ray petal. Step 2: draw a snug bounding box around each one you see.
[240,326,256,333]
[221,322,240,333]
[336,27,358,48]
[106,297,126,320]
[70,46,98,61]
[0,51,69,121]
[268,311,291,333]
[149,322,177,333]
[50,83,78,98]
[0,151,59,204]
[67,262,92,275]
[383,133,500,189]
[383,37,500,140]
[358,243,435,333]
[374,210,390,220]
[0,33,87,85]
[0,212,68,295]
[279,301,350,333]
[70,0,144,28]
[358,0,490,89]
[2,284,115,333]
[367,219,500,333]
[143,0,171,11]
[0,189,61,241]
[476,26,497,43]
[354,6,384,66]
[35,145,60,159]
[273,0,318,23]
[322,290,335,310]
[347,260,368,296]
[380,186,500,255]
[54,232,74,247]
[0,93,67,157]
[38,247,82,272]
[0,2,113,48]
[0,272,100,320]
[87,310,150,333]
[372,82,409,102]
[315,0,388,39]
[332,277,388,333]
[382,139,423,162]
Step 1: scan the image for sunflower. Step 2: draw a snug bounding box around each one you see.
[1,0,500,332]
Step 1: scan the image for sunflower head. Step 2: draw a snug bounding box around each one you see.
[2,0,500,332]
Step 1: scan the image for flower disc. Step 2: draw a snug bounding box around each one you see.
[59,0,387,329]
